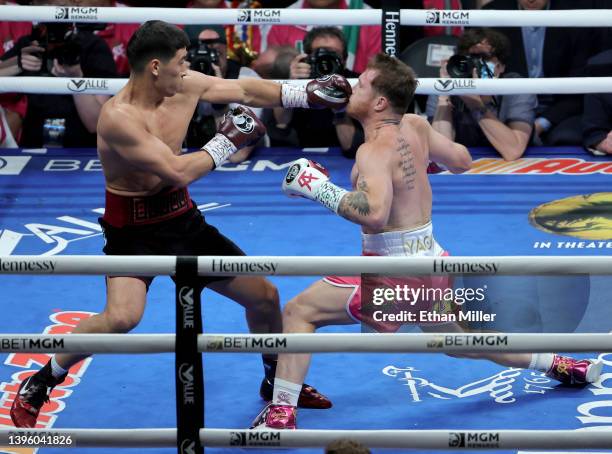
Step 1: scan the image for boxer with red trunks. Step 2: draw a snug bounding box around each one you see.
[10,20,353,428]
[251,53,603,430]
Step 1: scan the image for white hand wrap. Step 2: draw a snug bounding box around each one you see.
[315,181,348,213]
[281,83,309,108]
[203,133,237,168]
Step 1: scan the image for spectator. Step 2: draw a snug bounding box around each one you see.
[186,0,263,63]
[271,27,363,156]
[482,0,600,146]
[73,1,140,77]
[1,2,117,148]
[427,28,536,161]
[184,26,265,163]
[0,0,32,146]
[250,45,298,80]
[582,49,612,156]
[263,0,381,74]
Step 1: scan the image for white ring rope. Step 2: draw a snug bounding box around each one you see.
[0,333,611,354]
[0,255,611,276]
[2,76,612,96]
[1,428,611,449]
[1,6,612,27]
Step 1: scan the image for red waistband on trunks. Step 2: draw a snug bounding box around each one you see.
[102,187,193,228]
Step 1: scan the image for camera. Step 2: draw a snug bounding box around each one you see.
[187,41,220,76]
[29,23,82,72]
[306,48,342,79]
[446,54,494,79]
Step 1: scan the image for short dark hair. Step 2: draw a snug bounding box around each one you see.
[367,53,417,114]
[303,26,348,60]
[458,28,510,65]
[127,20,190,73]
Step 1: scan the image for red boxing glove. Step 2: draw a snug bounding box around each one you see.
[281,74,352,110]
[203,106,266,167]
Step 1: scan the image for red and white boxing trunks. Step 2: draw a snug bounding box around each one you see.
[324,222,452,332]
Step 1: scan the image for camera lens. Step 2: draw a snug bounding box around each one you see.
[446,54,474,79]
[309,48,342,79]
[187,42,219,76]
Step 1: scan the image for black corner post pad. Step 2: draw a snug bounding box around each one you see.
[381,0,401,57]
[175,256,204,453]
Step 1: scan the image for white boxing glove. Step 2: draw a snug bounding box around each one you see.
[282,158,348,213]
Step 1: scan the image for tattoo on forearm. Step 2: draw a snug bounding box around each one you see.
[397,137,416,189]
[339,178,371,217]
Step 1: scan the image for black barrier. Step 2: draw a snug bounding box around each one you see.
[175,256,204,454]
[382,0,401,57]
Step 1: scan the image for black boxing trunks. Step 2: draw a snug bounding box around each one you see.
[99,187,245,287]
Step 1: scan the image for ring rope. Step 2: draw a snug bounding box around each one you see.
[1,255,611,276]
[2,76,612,96]
[1,428,612,449]
[0,333,611,353]
[1,6,612,27]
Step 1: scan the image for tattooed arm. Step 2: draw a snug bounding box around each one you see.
[338,144,393,231]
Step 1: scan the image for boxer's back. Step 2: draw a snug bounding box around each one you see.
[352,114,432,233]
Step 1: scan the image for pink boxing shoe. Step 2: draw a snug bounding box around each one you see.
[546,355,603,385]
[250,403,297,430]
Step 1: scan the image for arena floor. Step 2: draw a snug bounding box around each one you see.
[0,145,611,454]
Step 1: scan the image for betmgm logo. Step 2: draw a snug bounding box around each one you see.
[0,156,31,175]
[426,337,444,348]
[229,431,281,447]
[529,192,612,241]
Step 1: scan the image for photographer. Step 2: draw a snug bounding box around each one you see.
[273,27,363,157]
[183,26,264,163]
[0,19,117,148]
[426,28,536,161]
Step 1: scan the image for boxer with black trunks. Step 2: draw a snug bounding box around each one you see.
[251,53,603,430]
[10,20,353,428]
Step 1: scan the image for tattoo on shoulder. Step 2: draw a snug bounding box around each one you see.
[397,137,416,189]
[339,178,371,216]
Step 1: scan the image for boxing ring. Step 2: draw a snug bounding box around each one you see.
[1,4,612,454]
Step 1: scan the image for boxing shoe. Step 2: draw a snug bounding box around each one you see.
[250,403,297,430]
[260,378,332,409]
[11,362,65,428]
[546,355,603,386]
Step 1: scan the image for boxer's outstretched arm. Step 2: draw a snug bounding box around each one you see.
[193,70,282,107]
[98,108,216,186]
[337,144,393,231]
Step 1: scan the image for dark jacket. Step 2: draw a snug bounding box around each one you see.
[482,0,599,126]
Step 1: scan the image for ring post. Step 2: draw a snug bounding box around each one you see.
[175,256,204,454]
